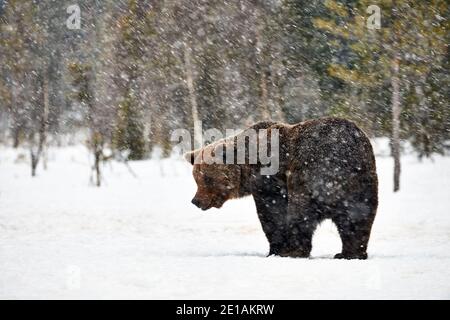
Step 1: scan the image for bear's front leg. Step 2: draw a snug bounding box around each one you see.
[251,176,289,256]
[253,193,288,256]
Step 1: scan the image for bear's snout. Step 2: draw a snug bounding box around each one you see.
[191,197,211,210]
[191,197,201,208]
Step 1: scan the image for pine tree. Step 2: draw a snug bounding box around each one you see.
[113,0,153,160]
[0,0,34,148]
[282,0,338,120]
[0,0,53,175]
[314,0,448,191]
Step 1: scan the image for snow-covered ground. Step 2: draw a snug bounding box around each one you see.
[0,142,449,299]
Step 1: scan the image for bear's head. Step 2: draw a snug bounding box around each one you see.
[184,142,241,210]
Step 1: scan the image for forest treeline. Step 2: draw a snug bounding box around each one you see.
[0,0,448,188]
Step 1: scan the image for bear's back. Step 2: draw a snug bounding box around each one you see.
[286,118,377,204]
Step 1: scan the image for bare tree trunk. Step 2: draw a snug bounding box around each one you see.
[42,145,48,170]
[415,82,431,157]
[254,7,270,120]
[41,73,49,171]
[273,85,285,122]
[10,82,21,148]
[12,127,20,148]
[391,58,401,192]
[272,55,286,122]
[31,72,49,177]
[94,143,102,187]
[259,71,270,119]
[183,42,202,149]
[30,153,37,177]
[88,131,103,187]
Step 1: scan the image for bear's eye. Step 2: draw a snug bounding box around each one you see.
[204,176,214,185]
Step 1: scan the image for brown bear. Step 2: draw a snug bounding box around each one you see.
[185,118,378,259]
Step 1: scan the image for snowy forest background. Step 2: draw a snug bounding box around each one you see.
[0,0,450,299]
[0,0,449,188]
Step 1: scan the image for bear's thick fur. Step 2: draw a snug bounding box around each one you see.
[185,118,378,259]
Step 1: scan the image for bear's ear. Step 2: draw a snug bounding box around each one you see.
[183,151,196,165]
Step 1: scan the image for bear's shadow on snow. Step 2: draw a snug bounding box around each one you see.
[186,251,268,258]
[185,252,345,259]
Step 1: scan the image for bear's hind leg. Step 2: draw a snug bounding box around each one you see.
[281,195,319,258]
[332,214,374,260]
[281,219,316,258]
